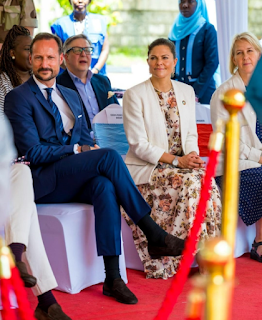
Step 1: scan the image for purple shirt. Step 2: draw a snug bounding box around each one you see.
[67,69,100,125]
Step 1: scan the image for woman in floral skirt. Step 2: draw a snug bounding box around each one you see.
[122,38,221,279]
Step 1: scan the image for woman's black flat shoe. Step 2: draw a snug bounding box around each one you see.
[250,240,262,263]
[148,234,185,259]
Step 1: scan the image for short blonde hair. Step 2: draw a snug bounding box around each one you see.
[229,31,262,75]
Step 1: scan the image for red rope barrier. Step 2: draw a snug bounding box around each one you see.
[0,278,16,320]
[10,267,36,320]
[154,150,220,320]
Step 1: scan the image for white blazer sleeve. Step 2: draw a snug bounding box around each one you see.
[123,88,165,164]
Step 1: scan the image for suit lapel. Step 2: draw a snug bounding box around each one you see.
[28,77,65,144]
[28,76,54,117]
[91,75,107,111]
[232,73,257,131]
[59,70,91,129]
[171,80,187,150]
[56,84,82,144]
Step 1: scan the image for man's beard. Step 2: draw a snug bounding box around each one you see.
[35,68,57,82]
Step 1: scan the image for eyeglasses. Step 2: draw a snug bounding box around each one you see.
[66,46,94,55]
[179,0,196,5]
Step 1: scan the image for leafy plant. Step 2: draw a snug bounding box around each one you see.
[56,0,122,28]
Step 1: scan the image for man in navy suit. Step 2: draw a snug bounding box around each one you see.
[5,33,184,309]
[56,34,118,134]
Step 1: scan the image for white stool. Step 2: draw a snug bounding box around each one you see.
[37,203,127,294]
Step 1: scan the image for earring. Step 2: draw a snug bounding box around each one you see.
[171,67,175,79]
[12,56,15,60]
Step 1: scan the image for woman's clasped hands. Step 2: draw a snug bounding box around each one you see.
[177,152,205,169]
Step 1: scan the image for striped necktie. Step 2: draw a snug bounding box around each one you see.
[45,88,70,145]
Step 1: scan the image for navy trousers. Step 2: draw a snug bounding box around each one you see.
[36,148,151,256]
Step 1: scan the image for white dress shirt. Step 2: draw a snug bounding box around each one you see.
[33,75,75,135]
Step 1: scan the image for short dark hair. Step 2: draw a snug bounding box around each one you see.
[148,38,176,59]
[63,34,92,54]
[30,33,63,54]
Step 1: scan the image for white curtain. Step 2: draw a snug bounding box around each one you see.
[215,0,248,83]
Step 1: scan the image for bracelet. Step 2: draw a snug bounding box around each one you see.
[93,67,100,73]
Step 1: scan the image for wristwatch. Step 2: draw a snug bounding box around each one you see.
[172,156,179,167]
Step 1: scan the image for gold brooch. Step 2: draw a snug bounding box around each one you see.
[108,91,115,99]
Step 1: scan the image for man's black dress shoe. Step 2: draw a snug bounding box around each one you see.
[16,261,37,288]
[103,278,138,304]
[34,303,72,320]
[148,234,185,259]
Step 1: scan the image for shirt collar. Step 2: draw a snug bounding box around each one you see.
[67,68,93,85]
[33,74,57,92]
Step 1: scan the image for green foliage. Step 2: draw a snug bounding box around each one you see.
[56,0,122,29]
[107,46,147,66]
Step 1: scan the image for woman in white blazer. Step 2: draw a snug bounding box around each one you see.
[210,32,262,263]
[122,38,221,279]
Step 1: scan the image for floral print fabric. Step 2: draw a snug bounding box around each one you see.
[122,88,221,279]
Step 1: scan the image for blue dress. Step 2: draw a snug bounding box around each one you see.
[216,119,262,226]
[170,22,219,104]
[51,13,107,75]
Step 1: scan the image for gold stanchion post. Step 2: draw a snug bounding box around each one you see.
[220,89,245,281]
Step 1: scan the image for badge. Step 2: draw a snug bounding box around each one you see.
[182,100,186,105]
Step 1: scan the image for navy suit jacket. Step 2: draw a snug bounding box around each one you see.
[57,70,119,129]
[4,76,93,200]
[171,22,219,104]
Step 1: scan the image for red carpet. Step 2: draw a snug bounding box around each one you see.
[26,254,261,320]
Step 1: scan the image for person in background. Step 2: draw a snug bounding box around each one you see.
[122,38,221,279]
[57,34,118,135]
[0,26,71,320]
[0,0,37,51]
[51,0,108,75]
[0,25,32,113]
[168,0,218,104]
[210,32,262,264]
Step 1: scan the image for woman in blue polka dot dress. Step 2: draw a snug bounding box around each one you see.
[210,32,262,263]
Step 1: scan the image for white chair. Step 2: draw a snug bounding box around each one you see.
[37,203,127,294]
[235,216,255,257]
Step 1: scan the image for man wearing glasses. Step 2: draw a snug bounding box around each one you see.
[4,32,185,310]
[57,34,119,135]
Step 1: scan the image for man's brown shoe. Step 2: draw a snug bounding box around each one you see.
[34,303,72,320]
[103,278,138,304]
[16,261,37,288]
[148,234,185,259]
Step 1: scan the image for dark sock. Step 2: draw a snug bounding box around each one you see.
[103,255,121,287]
[137,214,167,246]
[37,291,57,313]
[9,243,25,262]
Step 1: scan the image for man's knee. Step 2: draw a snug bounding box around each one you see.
[91,176,115,197]
[11,164,32,187]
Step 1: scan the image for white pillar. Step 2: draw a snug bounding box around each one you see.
[215,0,248,82]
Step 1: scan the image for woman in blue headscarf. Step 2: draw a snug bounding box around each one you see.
[169,0,218,104]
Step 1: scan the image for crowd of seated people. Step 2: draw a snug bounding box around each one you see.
[1,27,186,319]
[1,10,262,320]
